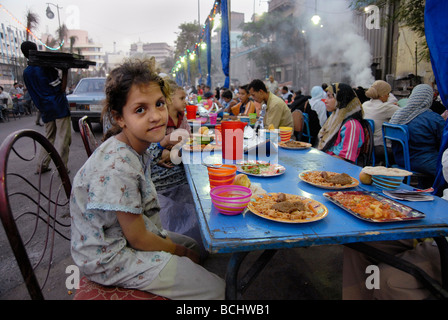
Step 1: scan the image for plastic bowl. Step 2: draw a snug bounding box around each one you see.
[210,185,252,215]
[372,175,404,190]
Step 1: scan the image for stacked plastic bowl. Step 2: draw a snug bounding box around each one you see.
[371,175,404,190]
[210,185,252,215]
[207,164,237,189]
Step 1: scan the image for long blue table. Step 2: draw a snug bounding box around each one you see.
[183,146,448,299]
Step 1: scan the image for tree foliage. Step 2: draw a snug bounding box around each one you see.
[25,9,39,41]
[350,0,429,61]
[240,12,302,75]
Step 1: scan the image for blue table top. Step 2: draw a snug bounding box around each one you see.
[183,147,448,254]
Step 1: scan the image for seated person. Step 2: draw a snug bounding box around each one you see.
[216,89,237,115]
[317,83,365,163]
[248,79,293,129]
[230,84,256,116]
[302,86,328,145]
[280,86,293,103]
[389,84,445,188]
[362,80,399,165]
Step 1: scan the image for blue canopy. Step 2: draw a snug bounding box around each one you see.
[220,0,230,88]
[425,0,448,196]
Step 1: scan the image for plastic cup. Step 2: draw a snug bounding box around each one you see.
[186,105,197,120]
[249,113,257,125]
[221,121,246,161]
[209,113,218,125]
[279,126,293,142]
[207,164,237,189]
[215,124,222,145]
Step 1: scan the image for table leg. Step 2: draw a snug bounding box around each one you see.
[345,242,448,300]
[225,250,277,300]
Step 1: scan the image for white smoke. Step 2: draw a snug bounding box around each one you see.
[298,0,375,88]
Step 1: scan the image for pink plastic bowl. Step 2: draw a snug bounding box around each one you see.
[210,185,252,215]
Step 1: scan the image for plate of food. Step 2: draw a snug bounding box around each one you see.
[299,170,359,189]
[323,191,425,223]
[247,192,328,223]
[278,140,312,150]
[236,160,285,177]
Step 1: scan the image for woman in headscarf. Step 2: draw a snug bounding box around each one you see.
[308,85,328,127]
[362,80,399,165]
[317,83,365,163]
[389,83,445,182]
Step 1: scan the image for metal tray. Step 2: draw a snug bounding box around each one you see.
[323,191,425,223]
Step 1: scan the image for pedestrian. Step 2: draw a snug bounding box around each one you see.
[70,58,225,299]
[9,82,24,115]
[0,86,13,121]
[20,41,71,173]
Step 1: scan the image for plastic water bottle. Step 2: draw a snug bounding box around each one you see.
[254,103,267,133]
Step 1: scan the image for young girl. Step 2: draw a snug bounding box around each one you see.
[70,59,225,299]
[148,81,201,244]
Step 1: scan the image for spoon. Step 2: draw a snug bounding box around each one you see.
[202,162,223,168]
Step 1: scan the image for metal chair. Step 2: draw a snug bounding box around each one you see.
[0,129,167,300]
[79,116,99,157]
[382,122,430,185]
[301,113,312,143]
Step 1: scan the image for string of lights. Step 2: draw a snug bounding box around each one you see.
[0,4,64,51]
[171,0,221,78]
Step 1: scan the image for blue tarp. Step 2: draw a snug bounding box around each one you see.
[206,19,212,87]
[425,0,448,196]
[220,0,230,89]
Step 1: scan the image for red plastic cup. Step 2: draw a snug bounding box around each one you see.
[215,124,222,145]
[186,105,197,120]
[221,121,246,161]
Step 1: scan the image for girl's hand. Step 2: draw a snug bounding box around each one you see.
[157,149,174,168]
[160,129,190,148]
[174,244,200,264]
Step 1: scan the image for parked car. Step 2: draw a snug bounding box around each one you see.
[67,77,106,132]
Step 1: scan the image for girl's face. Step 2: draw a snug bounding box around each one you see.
[115,82,168,154]
[170,88,187,113]
[325,91,337,112]
[238,88,249,103]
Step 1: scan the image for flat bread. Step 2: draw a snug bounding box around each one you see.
[361,166,412,177]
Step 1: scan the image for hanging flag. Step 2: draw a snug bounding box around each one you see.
[425,0,448,196]
[220,0,230,89]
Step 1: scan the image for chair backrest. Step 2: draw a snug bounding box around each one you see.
[0,129,72,300]
[79,116,99,157]
[355,119,374,167]
[382,122,411,184]
[301,113,312,143]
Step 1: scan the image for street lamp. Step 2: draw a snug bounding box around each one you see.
[46,3,62,30]
[311,0,321,25]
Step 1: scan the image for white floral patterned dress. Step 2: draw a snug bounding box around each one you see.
[70,136,171,289]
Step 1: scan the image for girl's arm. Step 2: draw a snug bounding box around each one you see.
[117,211,200,263]
[118,211,176,252]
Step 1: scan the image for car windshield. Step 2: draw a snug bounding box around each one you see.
[75,79,105,94]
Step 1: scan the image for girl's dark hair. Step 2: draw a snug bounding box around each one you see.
[102,58,171,141]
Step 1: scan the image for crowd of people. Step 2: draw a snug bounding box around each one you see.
[13,43,448,300]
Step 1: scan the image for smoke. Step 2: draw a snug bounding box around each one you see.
[297,0,375,88]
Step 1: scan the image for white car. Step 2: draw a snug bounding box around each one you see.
[67,77,105,132]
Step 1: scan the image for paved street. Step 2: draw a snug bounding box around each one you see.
[0,114,343,300]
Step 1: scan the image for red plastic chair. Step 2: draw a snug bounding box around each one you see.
[0,129,167,300]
